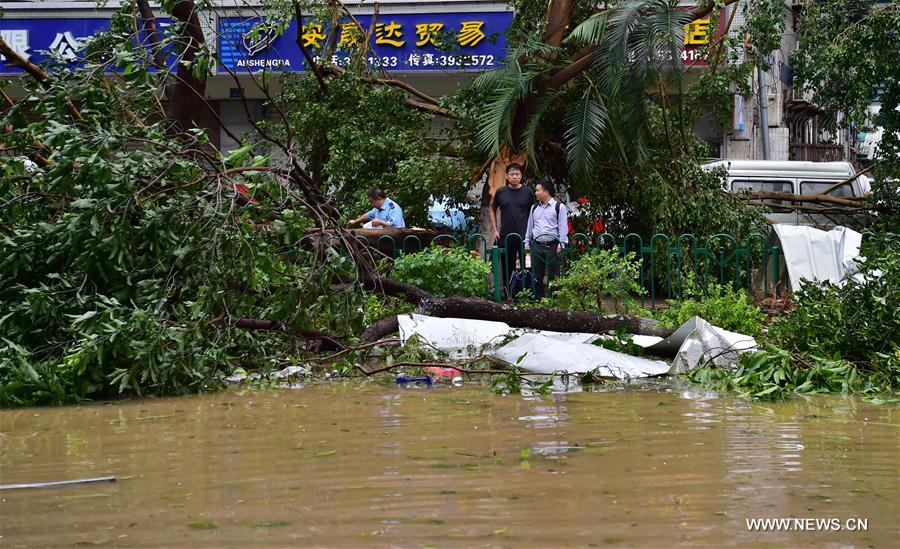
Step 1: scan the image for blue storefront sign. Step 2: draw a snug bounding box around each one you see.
[218,11,514,73]
[0,18,111,73]
[0,17,175,74]
[0,11,512,75]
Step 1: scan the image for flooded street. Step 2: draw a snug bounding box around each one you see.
[1,380,897,547]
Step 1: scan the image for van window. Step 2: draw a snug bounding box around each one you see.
[731,180,793,212]
[800,181,856,198]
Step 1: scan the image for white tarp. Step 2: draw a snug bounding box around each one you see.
[770,224,863,292]
[492,333,670,379]
[397,314,513,357]
[398,314,757,377]
[524,330,603,344]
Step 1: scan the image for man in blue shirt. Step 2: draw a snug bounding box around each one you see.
[347,188,406,229]
[525,179,568,299]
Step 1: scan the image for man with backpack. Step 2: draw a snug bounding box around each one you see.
[525,179,568,299]
[489,163,534,297]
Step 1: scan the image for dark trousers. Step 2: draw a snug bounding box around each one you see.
[498,233,525,296]
[532,241,560,299]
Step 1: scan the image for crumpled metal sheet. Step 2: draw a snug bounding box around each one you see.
[770,224,863,292]
[653,317,757,374]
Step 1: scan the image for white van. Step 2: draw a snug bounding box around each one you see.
[702,160,866,227]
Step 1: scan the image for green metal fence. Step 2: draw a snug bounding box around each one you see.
[349,232,783,307]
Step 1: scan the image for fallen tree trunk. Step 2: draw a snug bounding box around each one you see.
[746,191,863,207]
[361,315,400,342]
[230,274,673,352]
[354,276,673,340]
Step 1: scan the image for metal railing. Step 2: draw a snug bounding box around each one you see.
[344,232,783,307]
[789,143,844,162]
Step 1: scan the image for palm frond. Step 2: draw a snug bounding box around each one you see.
[602,1,647,69]
[563,89,608,182]
[644,0,692,79]
[520,89,564,166]
[564,11,614,46]
[474,62,546,156]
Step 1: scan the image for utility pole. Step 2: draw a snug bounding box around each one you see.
[757,59,771,160]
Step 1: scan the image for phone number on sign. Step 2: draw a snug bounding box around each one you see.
[316,54,497,69]
[681,49,707,62]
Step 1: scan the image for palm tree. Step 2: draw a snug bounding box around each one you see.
[475,0,735,184]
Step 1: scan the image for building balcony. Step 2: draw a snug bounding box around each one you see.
[789,143,844,162]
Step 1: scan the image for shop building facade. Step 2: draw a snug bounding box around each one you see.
[1,1,864,162]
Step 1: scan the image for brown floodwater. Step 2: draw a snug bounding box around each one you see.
[0,379,897,547]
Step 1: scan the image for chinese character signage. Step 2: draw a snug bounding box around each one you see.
[218,11,514,73]
[0,19,109,72]
[0,17,175,74]
[680,8,727,67]
[1,11,512,75]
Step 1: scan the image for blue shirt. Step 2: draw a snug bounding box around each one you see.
[366,197,406,228]
[525,198,568,248]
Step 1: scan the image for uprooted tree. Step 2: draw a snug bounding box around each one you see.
[0,0,674,407]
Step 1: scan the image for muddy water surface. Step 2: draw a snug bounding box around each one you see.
[1,380,897,547]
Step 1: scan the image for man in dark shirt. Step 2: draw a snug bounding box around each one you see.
[489,163,534,297]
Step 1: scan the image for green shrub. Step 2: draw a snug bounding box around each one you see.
[770,233,900,371]
[686,234,900,401]
[552,250,643,314]
[392,246,491,298]
[654,284,765,336]
[687,345,895,401]
[362,293,414,326]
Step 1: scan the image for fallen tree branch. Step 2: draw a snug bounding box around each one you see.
[769,203,879,214]
[817,160,881,196]
[322,63,457,117]
[365,76,442,106]
[312,337,400,362]
[0,36,83,121]
[744,200,892,214]
[352,276,673,337]
[293,1,329,96]
[135,0,166,69]
[405,99,457,118]
[361,316,400,342]
[228,317,345,351]
[165,1,207,134]
[746,191,863,207]
[1,88,51,166]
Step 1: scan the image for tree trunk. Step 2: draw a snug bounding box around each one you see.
[543,0,575,51]
[419,297,671,337]
[356,276,673,339]
[479,147,526,243]
[135,0,166,69]
[166,1,207,134]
